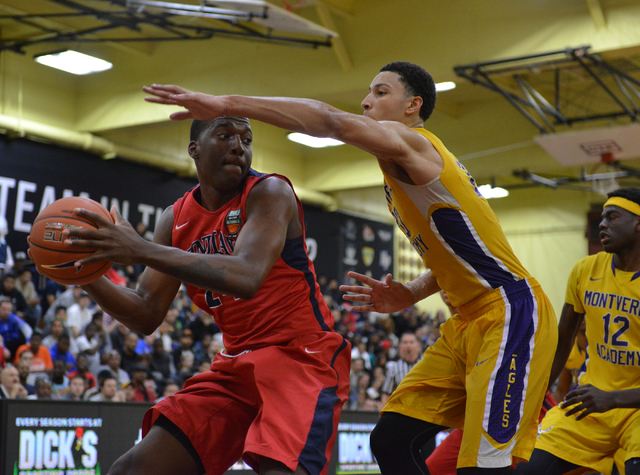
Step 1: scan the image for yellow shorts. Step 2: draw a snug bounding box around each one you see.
[383,277,557,469]
[536,404,640,474]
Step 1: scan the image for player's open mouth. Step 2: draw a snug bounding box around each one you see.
[600,233,609,244]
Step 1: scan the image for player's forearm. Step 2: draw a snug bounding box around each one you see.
[405,271,440,304]
[221,95,346,141]
[82,278,165,334]
[137,243,268,300]
[610,388,640,409]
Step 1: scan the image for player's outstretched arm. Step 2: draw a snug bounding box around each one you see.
[340,270,439,313]
[143,85,437,176]
[562,385,640,420]
[547,303,584,391]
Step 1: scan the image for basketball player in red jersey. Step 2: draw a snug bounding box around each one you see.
[59,117,351,475]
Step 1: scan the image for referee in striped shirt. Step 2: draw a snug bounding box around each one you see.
[381,331,423,405]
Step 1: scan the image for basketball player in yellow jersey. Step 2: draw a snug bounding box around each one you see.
[517,188,640,475]
[144,61,558,474]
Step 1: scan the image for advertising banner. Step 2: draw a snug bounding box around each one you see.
[0,401,380,475]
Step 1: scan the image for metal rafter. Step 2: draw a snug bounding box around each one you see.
[454,46,640,134]
[0,0,334,53]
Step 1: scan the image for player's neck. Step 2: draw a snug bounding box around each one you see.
[197,185,242,213]
[613,247,640,272]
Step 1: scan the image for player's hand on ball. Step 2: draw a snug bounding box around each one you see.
[143,84,226,122]
[339,272,414,313]
[561,384,616,420]
[62,206,145,267]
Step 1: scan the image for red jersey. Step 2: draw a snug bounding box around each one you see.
[172,170,335,354]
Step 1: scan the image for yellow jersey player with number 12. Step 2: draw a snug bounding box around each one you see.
[518,188,640,475]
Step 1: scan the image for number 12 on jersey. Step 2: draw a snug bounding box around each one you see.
[602,313,630,347]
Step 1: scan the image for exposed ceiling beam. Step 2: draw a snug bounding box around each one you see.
[0,3,154,57]
[315,1,352,72]
[586,0,606,30]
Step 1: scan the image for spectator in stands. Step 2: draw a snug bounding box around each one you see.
[42,285,82,328]
[381,332,423,405]
[68,353,97,389]
[99,349,130,388]
[42,317,79,354]
[110,322,130,355]
[50,359,69,396]
[149,338,174,384]
[154,319,174,353]
[0,364,26,398]
[207,339,222,361]
[0,216,14,272]
[120,381,136,402]
[0,297,32,358]
[130,365,156,403]
[83,369,112,400]
[16,360,35,395]
[176,350,195,388]
[15,268,41,328]
[29,376,53,400]
[188,309,218,344]
[75,321,103,375]
[191,333,212,365]
[49,333,76,371]
[349,372,372,410]
[156,379,180,402]
[88,374,118,402]
[350,357,367,393]
[90,309,113,359]
[66,291,93,338]
[13,330,52,374]
[119,332,141,374]
[172,329,194,369]
[61,373,87,401]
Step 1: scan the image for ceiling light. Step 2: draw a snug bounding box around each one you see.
[287,133,344,148]
[34,50,112,75]
[478,184,509,199]
[435,81,456,92]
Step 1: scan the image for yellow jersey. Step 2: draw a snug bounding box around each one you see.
[382,128,531,307]
[566,252,640,392]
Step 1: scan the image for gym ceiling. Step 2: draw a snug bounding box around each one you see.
[2,0,640,202]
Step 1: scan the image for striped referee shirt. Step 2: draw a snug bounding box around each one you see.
[381,355,422,395]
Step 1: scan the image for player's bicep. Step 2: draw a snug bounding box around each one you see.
[232,178,296,281]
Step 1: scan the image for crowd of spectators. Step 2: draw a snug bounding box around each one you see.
[319,276,450,412]
[0,250,452,411]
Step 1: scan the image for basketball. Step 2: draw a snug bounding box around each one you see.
[28,196,114,285]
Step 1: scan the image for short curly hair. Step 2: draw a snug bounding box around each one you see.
[607,187,640,208]
[380,62,437,121]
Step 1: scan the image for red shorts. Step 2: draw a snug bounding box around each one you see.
[142,331,351,475]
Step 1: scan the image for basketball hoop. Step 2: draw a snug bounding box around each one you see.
[594,177,620,196]
[601,152,615,164]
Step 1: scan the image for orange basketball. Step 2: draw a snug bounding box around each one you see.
[28,196,114,285]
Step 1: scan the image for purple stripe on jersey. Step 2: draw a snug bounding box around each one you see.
[487,279,535,443]
[281,236,331,331]
[431,208,516,289]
